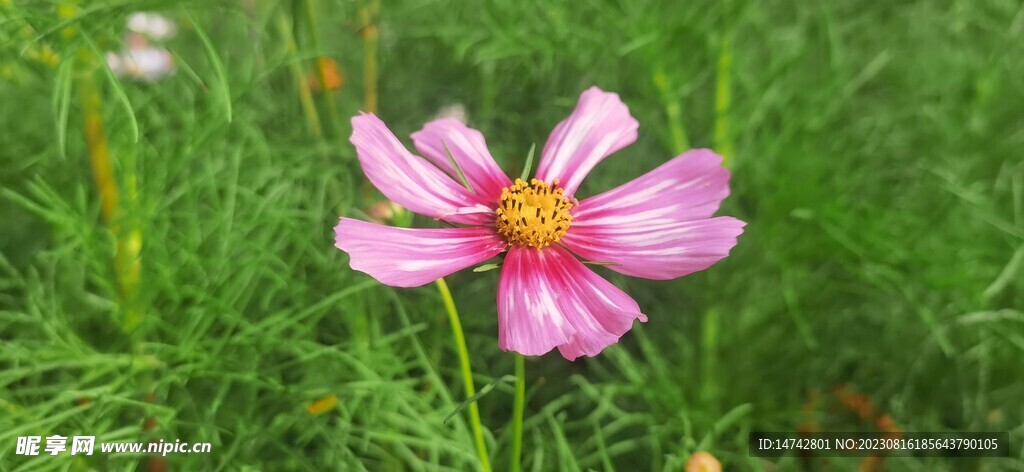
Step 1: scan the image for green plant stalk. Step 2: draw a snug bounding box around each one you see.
[479,61,496,126]
[302,0,342,136]
[73,35,156,468]
[276,12,323,139]
[700,27,735,412]
[653,69,689,155]
[74,48,143,332]
[714,30,735,167]
[698,307,720,410]
[359,0,379,113]
[511,353,525,472]
[435,278,492,472]
[76,53,118,227]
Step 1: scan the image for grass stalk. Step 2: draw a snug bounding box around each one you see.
[76,53,119,227]
[435,278,492,472]
[302,0,342,136]
[699,25,736,412]
[698,307,720,410]
[652,69,689,155]
[359,0,379,113]
[276,12,323,140]
[714,30,734,167]
[75,48,144,332]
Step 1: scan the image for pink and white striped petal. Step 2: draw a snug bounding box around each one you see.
[562,217,745,281]
[497,245,647,360]
[411,118,512,202]
[351,113,495,225]
[561,149,744,280]
[534,87,639,197]
[571,149,733,225]
[334,218,507,288]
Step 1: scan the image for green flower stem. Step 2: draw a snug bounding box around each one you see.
[510,353,526,472]
[698,307,720,410]
[435,278,492,472]
[700,24,735,411]
[714,29,735,167]
[653,68,689,155]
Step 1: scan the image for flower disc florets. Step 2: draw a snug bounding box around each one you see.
[496,178,573,249]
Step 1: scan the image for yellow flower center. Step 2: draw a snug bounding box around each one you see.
[496,178,573,249]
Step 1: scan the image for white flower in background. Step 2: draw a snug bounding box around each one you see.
[106,13,177,81]
[126,12,177,40]
[106,46,175,81]
[433,104,467,122]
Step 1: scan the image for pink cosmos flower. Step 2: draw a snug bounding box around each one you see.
[334,87,746,360]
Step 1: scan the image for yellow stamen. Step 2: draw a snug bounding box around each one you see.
[496,178,573,249]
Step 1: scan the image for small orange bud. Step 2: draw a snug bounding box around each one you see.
[307,58,344,92]
[685,451,722,472]
[307,394,338,416]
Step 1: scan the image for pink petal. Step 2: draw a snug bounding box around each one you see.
[411,118,512,202]
[334,218,507,288]
[561,149,744,280]
[562,217,745,280]
[351,114,495,225]
[572,149,733,225]
[534,87,639,196]
[497,245,647,361]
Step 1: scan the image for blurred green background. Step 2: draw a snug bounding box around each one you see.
[1,0,1022,470]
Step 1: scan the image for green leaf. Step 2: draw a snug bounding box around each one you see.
[582,261,621,267]
[519,143,536,181]
[52,58,74,158]
[167,49,207,90]
[696,402,753,450]
[472,263,501,272]
[443,140,474,191]
[443,375,515,424]
[185,8,233,123]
